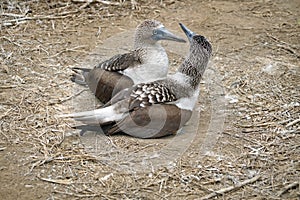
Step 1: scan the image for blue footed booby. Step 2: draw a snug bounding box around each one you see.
[72,19,186,103]
[61,23,212,139]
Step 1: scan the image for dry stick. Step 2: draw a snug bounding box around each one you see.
[1,9,78,18]
[133,143,157,153]
[30,157,54,172]
[1,36,23,47]
[266,32,298,49]
[71,0,120,6]
[0,107,15,120]
[277,44,300,59]
[54,190,101,198]
[38,176,73,185]
[278,181,299,196]
[200,175,261,200]
[2,15,69,26]
[0,147,7,151]
[54,89,87,104]
[285,118,300,128]
[0,13,26,17]
[222,132,261,146]
[266,33,300,58]
[2,8,88,27]
[47,45,87,58]
[0,85,18,89]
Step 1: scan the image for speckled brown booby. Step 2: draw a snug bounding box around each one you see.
[62,23,212,139]
[72,19,186,104]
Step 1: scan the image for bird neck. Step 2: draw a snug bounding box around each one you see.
[134,41,160,49]
[178,50,209,89]
[125,44,169,84]
[134,33,159,49]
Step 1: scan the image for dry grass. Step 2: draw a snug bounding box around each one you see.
[0,0,299,199]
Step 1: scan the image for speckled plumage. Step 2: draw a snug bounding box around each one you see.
[129,82,177,109]
[95,50,141,71]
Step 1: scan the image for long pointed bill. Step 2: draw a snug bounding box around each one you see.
[179,23,195,42]
[153,27,186,43]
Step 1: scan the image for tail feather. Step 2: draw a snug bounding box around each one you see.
[72,67,91,73]
[73,115,118,125]
[58,109,99,118]
[73,116,103,125]
[58,103,126,125]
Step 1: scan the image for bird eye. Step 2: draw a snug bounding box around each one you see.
[153,30,157,35]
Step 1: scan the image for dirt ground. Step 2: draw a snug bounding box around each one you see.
[0,0,299,199]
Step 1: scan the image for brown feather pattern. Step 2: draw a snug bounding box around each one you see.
[95,50,141,71]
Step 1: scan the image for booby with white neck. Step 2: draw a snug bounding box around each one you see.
[62,23,212,139]
[72,19,186,104]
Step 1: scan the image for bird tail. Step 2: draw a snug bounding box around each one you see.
[58,100,129,125]
[70,67,91,85]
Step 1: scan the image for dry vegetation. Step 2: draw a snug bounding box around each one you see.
[0,0,299,199]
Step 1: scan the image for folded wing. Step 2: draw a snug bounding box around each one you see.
[107,104,192,138]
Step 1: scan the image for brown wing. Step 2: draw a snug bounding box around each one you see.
[107,104,192,139]
[95,50,141,71]
[86,68,134,104]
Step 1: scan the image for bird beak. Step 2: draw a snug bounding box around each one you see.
[152,27,186,43]
[179,23,195,42]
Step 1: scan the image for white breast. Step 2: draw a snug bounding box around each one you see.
[122,46,169,84]
[174,88,200,111]
[169,72,190,85]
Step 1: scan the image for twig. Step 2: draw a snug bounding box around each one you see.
[2,15,71,27]
[55,10,81,16]
[1,36,23,47]
[266,33,298,49]
[277,44,300,59]
[266,33,300,58]
[0,85,18,89]
[200,175,261,200]
[55,88,87,104]
[133,143,157,153]
[222,132,261,145]
[236,122,276,128]
[47,45,87,58]
[0,121,9,140]
[38,176,73,185]
[29,157,54,172]
[0,108,14,120]
[1,13,26,18]
[0,147,7,151]
[278,181,299,196]
[71,0,120,6]
[54,190,101,198]
[285,118,300,128]
[2,8,88,27]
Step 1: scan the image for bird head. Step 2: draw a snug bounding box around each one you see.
[178,23,213,88]
[134,19,186,47]
[179,23,212,57]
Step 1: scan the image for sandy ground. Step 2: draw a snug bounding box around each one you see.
[0,0,299,199]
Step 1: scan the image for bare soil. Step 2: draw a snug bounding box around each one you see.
[0,0,299,199]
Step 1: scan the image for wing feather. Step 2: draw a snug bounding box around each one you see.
[107,104,192,138]
[129,82,177,110]
[95,50,141,71]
